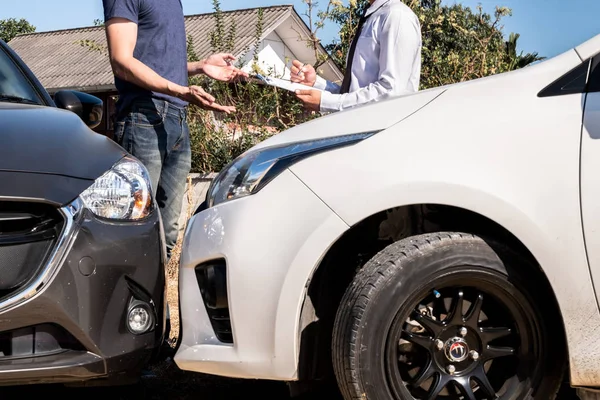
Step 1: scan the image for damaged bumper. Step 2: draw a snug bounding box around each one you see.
[0,200,166,386]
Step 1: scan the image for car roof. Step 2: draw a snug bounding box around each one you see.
[576,33,600,61]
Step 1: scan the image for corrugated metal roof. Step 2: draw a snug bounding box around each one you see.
[8,5,318,92]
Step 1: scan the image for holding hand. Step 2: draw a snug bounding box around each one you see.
[290,60,316,87]
[201,53,249,82]
[295,89,321,112]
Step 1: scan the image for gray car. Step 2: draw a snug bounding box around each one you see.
[0,40,167,386]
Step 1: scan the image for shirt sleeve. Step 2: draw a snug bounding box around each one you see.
[314,75,341,93]
[103,0,140,24]
[319,8,421,113]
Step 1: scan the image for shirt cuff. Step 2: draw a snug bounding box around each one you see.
[313,75,328,91]
[319,91,341,113]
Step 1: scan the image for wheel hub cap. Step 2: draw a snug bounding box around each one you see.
[444,337,470,363]
[389,288,526,399]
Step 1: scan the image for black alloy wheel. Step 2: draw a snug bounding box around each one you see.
[332,233,565,400]
[389,283,536,399]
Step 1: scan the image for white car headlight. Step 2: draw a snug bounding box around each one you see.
[80,155,154,220]
[207,132,376,208]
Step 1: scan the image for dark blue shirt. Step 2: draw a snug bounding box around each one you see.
[103,0,188,114]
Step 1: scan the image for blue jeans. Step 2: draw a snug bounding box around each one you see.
[113,97,191,261]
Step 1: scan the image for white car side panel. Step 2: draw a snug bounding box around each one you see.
[580,91,600,384]
[582,93,600,269]
[291,50,600,386]
[175,170,348,380]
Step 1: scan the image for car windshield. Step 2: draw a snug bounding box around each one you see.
[0,46,42,105]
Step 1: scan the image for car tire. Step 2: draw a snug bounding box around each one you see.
[332,232,565,400]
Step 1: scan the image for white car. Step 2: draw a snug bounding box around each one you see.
[175,33,600,400]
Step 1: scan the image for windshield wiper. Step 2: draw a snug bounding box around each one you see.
[0,94,39,105]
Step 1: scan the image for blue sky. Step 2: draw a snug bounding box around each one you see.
[1,0,599,59]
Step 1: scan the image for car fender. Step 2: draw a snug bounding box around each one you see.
[286,48,600,385]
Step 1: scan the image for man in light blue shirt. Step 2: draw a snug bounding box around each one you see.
[292,0,422,113]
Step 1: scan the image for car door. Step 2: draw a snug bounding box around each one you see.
[580,56,600,299]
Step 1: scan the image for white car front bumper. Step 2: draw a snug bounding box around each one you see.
[174,169,348,380]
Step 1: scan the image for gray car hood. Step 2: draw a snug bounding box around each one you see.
[0,103,126,206]
[0,103,125,179]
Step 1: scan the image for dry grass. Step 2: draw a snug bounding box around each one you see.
[164,176,194,345]
[166,233,183,344]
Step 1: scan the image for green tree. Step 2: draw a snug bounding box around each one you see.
[0,18,35,43]
[415,1,514,89]
[296,0,336,69]
[324,0,369,70]
[505,32,544,70]
[323,0,542,89]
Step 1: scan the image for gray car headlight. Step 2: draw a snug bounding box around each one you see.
[80,155,154,220]
[207,132,376,208]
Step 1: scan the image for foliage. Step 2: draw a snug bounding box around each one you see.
[416,1,514,89]
[324,0,369,70]
[187,0,315,174]
[77,38,107,54]
[295,0,337,69]
[0,18,35,43]
[76,19,107,54]
[323,0,543,89]
[505,32,545,70]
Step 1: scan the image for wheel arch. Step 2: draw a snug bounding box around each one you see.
[295,202,569,383]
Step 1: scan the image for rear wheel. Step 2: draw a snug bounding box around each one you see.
[332,233,564,400]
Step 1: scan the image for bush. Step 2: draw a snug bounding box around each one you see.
[187,110,272,174]
[187,1,316,174]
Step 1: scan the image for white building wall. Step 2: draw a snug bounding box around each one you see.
[240,31,296,79]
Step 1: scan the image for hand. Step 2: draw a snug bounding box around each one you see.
[290,60,316,87]
[295,89,321,112]
[202,53,248,82]
[180,86,236,114]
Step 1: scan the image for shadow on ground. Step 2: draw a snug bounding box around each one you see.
[0,358,343,400]
[0,356,582,399]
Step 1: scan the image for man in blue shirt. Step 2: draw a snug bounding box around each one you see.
[102,0,246,261]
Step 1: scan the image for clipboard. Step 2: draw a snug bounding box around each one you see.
[251,73,322,92]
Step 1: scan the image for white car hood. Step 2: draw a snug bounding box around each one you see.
[251,86,447,151]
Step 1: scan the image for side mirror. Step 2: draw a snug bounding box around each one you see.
[53,90,103,130]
